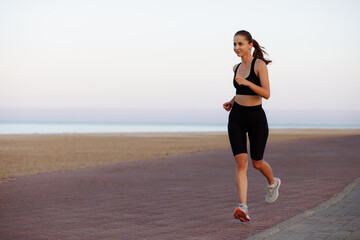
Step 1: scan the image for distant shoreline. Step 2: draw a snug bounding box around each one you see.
[0,121,359,135]
[1,128,360,136]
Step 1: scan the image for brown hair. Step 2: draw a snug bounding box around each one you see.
[234,30,272,65]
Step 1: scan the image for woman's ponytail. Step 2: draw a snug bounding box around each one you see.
[252,39,272,65]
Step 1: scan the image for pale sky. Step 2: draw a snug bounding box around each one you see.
[1,0,359,111]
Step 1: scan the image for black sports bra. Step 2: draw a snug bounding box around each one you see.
[233,57,261,95]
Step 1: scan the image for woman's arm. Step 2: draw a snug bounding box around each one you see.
[235,60,270,100]
[223,96,235,111]
[223,64,238,111]
[229,96,235,105]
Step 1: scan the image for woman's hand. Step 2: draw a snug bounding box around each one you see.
[223,102,232,111]
[235,76,250,86]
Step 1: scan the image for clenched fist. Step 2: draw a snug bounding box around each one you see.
[223,102,232,111]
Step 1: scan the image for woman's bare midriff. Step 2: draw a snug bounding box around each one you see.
[235,94,262,106]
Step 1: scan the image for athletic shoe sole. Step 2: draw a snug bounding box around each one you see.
[266,178,281,204]
[234,207,251,222]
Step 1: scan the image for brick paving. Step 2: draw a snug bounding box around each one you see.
[255,179,360,240]
[0,135,359,240]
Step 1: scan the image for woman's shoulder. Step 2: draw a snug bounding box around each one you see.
[253,57,264,64]
[254,58,267,70]
[233,63,241,72]
[254,58,268,78]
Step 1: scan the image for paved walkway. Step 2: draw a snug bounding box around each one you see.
[0,135,359,239]
[247,178,360,240]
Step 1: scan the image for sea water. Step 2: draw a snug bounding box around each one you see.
[1,109,359,134]
[0,121,359,134]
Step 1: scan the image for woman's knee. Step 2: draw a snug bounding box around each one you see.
[252,159,264,170]
[234,153,248,170]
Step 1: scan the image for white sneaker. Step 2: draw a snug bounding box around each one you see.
[265,177,281,203]
[234,203,251,222]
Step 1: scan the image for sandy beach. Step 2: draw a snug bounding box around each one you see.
[0,129,359,179]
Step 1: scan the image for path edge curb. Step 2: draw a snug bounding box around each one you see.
[245,177,360,240]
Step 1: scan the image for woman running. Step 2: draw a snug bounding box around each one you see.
[223,30,281,222]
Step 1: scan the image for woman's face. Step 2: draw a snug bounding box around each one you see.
[233,34,252,57]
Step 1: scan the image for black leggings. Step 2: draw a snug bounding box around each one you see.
[227,101,269,160]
